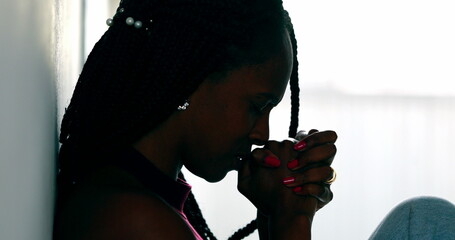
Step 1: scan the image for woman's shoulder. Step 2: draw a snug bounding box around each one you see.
[56,167,198,240]
[90,191,198,239]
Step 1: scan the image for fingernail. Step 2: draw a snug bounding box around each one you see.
[293,140,307,151]
[265,156,281,167]
[287,159,299,169]
[264,156,281,167]
[282,177,295,185]
[293,186,302,193]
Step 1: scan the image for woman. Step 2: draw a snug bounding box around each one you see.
[53,0,338,239]
[53,0,455,239]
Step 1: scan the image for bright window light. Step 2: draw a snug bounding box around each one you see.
[285,0,455,96]
[84,0,109,59]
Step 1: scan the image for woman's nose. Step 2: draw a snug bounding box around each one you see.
[248,114,270,146]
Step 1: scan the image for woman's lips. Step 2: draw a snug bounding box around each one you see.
[233,153,253,171]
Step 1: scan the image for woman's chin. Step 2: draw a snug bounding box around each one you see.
[202,170,230,183]
[185,156,238,183]
[200,165,238,183]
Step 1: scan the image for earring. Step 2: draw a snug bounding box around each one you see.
[177,100,190,111]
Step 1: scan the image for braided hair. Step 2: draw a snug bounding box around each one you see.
[57,0,300,239]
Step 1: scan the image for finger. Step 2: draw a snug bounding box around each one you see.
[264,139,295,152]
[236,158,251,195]
[293,130,337,151]
[308,129,319,135]
[295,130,307,141]
[288,144,337,170]
[307,130,337,145]
[316,187,332,210]
[282,166,333,187]
[264,140,296,162]
[293,183,333,204]
[251,148,281,168]
[284,137,298,144]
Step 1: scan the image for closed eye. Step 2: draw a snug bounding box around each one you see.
[250,93,279,115]
[251,102,274,115]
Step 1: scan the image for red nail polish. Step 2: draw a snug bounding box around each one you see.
[287,159,299,169]
[293,140,307,151]
[282,177,295,185]
[265,156,281,167]
[293,186,302,193]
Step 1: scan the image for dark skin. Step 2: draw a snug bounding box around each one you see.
[57,30,337,239]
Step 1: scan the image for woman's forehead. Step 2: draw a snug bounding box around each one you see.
[215,40,292,101]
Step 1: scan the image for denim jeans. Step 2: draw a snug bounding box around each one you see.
[369,196,455,240]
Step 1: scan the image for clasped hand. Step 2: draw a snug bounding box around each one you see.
[237,129,337,219]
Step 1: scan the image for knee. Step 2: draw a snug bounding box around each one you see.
[399,196,455,231]
[369,196,455,240]
[383,196,455,231]
[398,196,455,214]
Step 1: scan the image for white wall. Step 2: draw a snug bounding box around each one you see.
[0,0,56,240]
[0,0,83,239]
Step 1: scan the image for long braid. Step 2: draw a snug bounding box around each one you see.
[228,219,258,240]
[287,12,300,139]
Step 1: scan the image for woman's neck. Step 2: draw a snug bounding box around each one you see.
[132,114,184,180]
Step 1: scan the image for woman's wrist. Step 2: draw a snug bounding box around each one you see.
[257,211,270,240]
[268,213,313,240]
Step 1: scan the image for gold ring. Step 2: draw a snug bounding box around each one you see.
[324,168,337,184]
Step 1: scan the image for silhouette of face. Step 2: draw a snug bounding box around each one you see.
[181,30,293,182]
